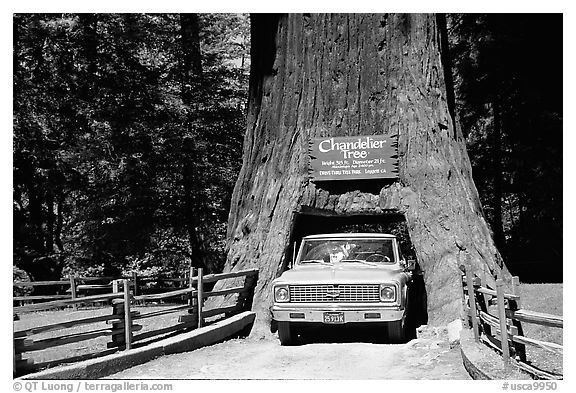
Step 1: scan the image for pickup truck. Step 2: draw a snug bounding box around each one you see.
[271,233,416,345]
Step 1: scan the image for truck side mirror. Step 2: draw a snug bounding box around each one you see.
[406,259,416,271]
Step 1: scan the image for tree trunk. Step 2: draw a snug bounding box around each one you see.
[180,13,202,106]
[55,192,65,253]
[182,139,208,269]
[221,13,509,327]
[45,190,55,254]
[180,13,209,270]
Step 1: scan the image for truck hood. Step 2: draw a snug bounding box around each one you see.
[272,264,408,285]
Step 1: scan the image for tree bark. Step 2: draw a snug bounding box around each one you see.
[182,139,208,269]
[45,190,55,254]
[179,13,209,270]
[55,192,65,253]
[222,13,509,326]
[27,177,45,255]
[180,13,202,106]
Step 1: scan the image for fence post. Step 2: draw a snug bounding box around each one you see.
[511,276,521,309]
[176,267,199,327]
[480,271,491,308]
[69,275,77,311]
[465,266,480,342]
[189,267,195,295]
[123,279,132,350]
[496,279,510,368]
[109,299,125,348]
[197,268,204,328]
[238,271,259,312]
[510,276,526,361]
[189,267,197,310]
[112,279,119,293]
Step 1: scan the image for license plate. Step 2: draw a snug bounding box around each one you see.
[323,312,345,324]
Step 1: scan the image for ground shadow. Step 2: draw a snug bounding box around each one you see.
[293,323,413,345]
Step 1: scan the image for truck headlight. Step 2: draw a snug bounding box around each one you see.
[380,284,396,302]
[274,285,290,302]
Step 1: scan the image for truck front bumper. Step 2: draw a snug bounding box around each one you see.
[271,305,404,323]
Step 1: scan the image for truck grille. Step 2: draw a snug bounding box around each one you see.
[289,284,381,303]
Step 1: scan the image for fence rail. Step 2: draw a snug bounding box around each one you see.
[13,272,196,307]
[461,265,563,380]
[13,268,258,376]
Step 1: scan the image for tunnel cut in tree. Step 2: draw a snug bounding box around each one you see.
[219,13,509,326]
[285,210,415,268]
[286,210,429,328]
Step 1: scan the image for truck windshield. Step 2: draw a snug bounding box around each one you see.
[298,238,395,265]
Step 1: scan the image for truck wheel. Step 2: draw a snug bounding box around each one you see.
[387,320,406,343]
[278,321,296,346]
[404,322,417,340]
[403,292,418,341]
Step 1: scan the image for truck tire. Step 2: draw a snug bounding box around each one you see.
[278,321,296,346]
[403,291,418,341]
[387,320,406,343]
[404,322,417,341]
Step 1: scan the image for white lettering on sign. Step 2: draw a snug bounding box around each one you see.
[308,134,398,181]
[318,137,386,158]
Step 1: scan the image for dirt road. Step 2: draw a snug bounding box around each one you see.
[106,325,470,380]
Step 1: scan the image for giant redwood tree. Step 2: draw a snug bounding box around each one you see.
[218,13,509,327]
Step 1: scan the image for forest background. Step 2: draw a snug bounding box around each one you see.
[12,13,562,284]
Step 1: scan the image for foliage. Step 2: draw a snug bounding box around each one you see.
[448,14,562,280]
[13,13,561,283]
[13,266,33,297]
[13,13,249,280]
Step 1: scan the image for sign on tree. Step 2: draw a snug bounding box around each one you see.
[308,135,399,181]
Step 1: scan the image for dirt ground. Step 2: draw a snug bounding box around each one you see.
[106,324,471,380]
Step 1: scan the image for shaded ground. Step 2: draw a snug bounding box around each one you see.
[517,283,563,375]
[106,325,470,380]
[14,305,186,370]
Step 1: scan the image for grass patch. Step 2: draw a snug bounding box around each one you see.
[14,303,190,373]
[517,283,563,376]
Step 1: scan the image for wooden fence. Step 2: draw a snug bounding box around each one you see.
[461,265,562,380]
[13,268,258,376]
[13,272,194,309]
